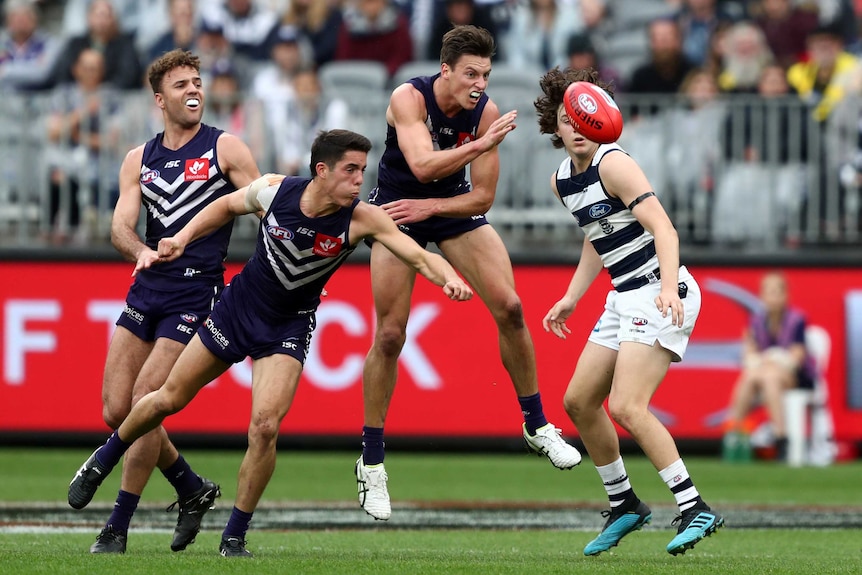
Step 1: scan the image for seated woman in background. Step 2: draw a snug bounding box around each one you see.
[724,270,817,461]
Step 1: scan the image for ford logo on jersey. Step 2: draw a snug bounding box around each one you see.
[589,203,611,219]
[266,225,294,240]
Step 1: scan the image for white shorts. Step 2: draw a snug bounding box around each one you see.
[587,266,701,362]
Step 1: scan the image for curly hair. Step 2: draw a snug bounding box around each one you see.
[147,49,201,94]
[534,67,615,149]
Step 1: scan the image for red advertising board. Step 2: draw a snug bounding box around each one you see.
[1,262,860,442]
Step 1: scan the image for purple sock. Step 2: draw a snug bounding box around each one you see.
[518,393,548,435]
[94,430,132,471]
[361,426,385,465]
[105,490,140,534]
[161,454,203,500]
[223,506,254,539]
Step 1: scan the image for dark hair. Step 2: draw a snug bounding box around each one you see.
[148,49,201,93]
[534,67,615,149]
[309,130,373,175]
[440,25,496,68]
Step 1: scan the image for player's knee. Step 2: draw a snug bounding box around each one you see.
[563,390,596,423]
[373,324,407,357]
[248,413,280,446]
[562,391,582,421]
[493,297,525,331]
[102,399,131,429]
[607,398,642,432]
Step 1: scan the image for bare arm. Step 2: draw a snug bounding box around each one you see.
[217,132,262,189]
[600,151,683,326]
[111,146,157,273]
[351,202,472,301]
[154,175,285,266]
[543,224,604,339]
[381,87,516,224]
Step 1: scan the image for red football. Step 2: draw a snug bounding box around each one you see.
[563,81,623,144]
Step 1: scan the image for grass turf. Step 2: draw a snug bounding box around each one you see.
[1,529,858,575]
[3,448,860,506]
[1,449,860,574]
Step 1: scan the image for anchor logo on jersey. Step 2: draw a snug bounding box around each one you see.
[184,158,210,181]
[313,233,343,257]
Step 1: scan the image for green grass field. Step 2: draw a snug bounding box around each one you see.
[1,448,860,574]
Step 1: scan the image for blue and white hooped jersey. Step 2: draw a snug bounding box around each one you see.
[556,143,659,289]
[241,177,358,318]
[136,124,236,288]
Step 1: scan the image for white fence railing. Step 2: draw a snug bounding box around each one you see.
[0,89,858,252]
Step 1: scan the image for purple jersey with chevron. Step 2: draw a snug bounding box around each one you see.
[136,124,236,288]
[377,74,488,198]
[241,176,359,318]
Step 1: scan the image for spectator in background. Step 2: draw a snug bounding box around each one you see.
[201,0,279,62]
[664,68,724,240]
[0,0,61,91]
[712,64,810,244]
[674,0,737,67]
[335,0,413,77]
[280,0,342,68]
[752,0,818,69]
[204,59,267,164]
[427,0,498,64]
[251,25,314,171]
[52,0,142,90]
[275,67,349,176]
[787,20,860,123]
[147,0,199,63]
[724,271,817,462]
[194,19,242,88]
[502,0,584,72]
[627,18,696,107]
[61,0,170,60]
[565,31,622,90]
[717,20,773,93]
[44,48,122,244]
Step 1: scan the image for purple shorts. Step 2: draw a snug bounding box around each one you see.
[196,272,315,365]
[116,280,222,344]
[367,186,488,247]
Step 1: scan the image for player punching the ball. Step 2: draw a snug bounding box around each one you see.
[534,67,723,556]
[355,25,582,522]
[69,130,474,557]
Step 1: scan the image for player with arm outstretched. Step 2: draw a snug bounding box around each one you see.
[69,130,472,558]
[72,49,261,555]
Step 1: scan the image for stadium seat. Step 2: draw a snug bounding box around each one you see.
[319,61,390,94]
[391,60,441,89]
[783,325,838,467]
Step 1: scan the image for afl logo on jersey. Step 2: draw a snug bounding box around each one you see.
[589,203,611,219]
[140,169,159,184]
[180,313,198,323]
[184,158,210,181]
[578,93,598,114]
[267,225,294,241]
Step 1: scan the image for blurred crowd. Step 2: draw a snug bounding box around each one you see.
[2,0,862,247]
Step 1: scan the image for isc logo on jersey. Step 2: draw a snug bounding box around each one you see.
[184,158,210,181]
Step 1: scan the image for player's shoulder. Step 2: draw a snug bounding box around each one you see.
[216,130,250,151]
[122,143,146,165]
